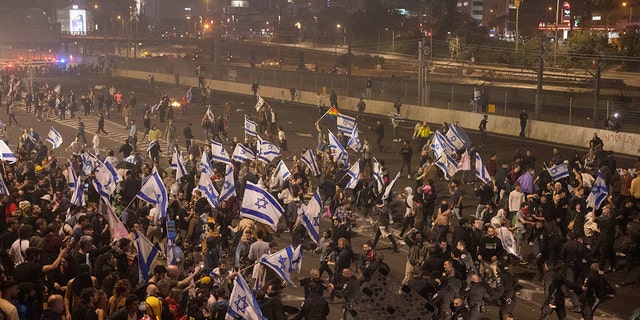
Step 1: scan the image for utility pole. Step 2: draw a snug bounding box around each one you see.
[535,42,545,119]
[593,55,602,127]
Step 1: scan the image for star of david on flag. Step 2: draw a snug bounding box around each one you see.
[244,116,258,137]
[301,149,320,177]
[136,169,168,218]
[240,181,283,231]
[337,113,356,136]
[475,153,492,184]
[199,151,216,177]
[586,172,608,210]
[300,190,323,243]
[226,273,265,320]
[218,164,236,203]
[446,123,471,151]
[232,143,255,162]
[46,127,63,149]
[328,130,349,167]
[198,173,220,208]
[210,140,232,165]
[345,161,361,190]
[257,136,280,164]
[434,153,459,181]
[346,124,361,152]
[546,163,570,181]
[259,245,303,286]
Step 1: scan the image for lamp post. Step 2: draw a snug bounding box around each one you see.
[554,0,560,66]
[514,0,522,51]
[295,22,302,45]
[386,28,395,52]
[623,2,633,21]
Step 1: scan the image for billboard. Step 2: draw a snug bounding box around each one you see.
[69,9,86,34]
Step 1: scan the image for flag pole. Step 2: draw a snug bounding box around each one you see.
[315,108,331,127]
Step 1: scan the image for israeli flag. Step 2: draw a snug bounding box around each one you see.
[67,160,77,191]
[135,231,159,282]
[547,163,570,181]
[226,274,266,320]
[434,153,459,180]
[150,101,161,113]
[328,130,349,167]
[0,175,9,195]
[93,159,120,199]
[446,123,471,151]
[206,106,215,120]
[70,176,85,206]
[240,181,284,231]
[301,149,320,177]
[345,161,361,190]
[346,125,361,152]
[255,95,265,111]
[475,153,492,184]
[46,127,63,149]
[219,164,236,202]
[382,172,401,201]
[274,160,291,181]
[136,170,168,218]
[586,173,608,209]
[257,136,280,164]
[0,140,16,163]
[244,116,258,136]
[171,148,188,181]
[146,140,157,153]
[372,158,385,193]
[430,131,453,159]
[200,151,216,177]
[301,191,323,243]
[210,140,232,165]
[337,113,356,136]
[232,143,255,163]
[81,152,98,176]
[259,245,303,286]
[198,173,220,208]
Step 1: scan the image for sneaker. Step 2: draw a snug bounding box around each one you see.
[407,174,411,179]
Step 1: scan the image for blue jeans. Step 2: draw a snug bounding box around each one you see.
[235,240,248,267]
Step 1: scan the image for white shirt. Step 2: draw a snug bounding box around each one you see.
[9,239,29,266]
[508,189,525,212]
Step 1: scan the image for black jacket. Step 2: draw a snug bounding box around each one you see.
[292,293,329,320]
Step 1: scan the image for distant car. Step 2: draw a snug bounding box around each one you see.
[326,67,348,75]
[261,60,281,68]
[224,53,234,62]
[296,63,317,72]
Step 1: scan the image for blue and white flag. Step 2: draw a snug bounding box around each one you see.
[67,160,77,191]
[70,176,85,206]
[382,172,401,201]
[0,140,16,163]
[46,127,63,149]
[430,131,454,158]
[171,148,188,181]
[260,245,303,286]
[434,153,459,180]
[301,149,320,177]
[328,130,348,167]
[244,116,258,136]
[200,151,216,177]
[93,159,119,199]
[219,164,236,202]
[150,101,161,113]
[372,157,385,193]
[547,163,570,181]
[198,173,219,208]
[146,140,157,153]
[255,96,265,112]
[301,191,323,243]
[475,153,492,184]
[135,230,159,282]
[206,106,215,120]
[0,175,9,195]
[586,173,608,209]
[210,140,232,165]
[136,170,168,218]
[186,87,193,103]
[232,143,255,163]
[226,274,266,320]
[345,161,361,190]
[166,237,178,266]
[257,136,280,164]
[81,152,101,176]
[337,113,356,136]
[346,125,361,152]
[274,160,291,181]
[446,123,471,151]
[241,181,284,231]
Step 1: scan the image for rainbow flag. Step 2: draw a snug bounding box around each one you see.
[327,107,339,118]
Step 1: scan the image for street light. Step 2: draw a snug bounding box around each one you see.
[386,28,395,53]
[295,22,302,45]
[623,2,633,21]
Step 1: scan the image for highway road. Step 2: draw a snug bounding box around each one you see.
[3,73,637,320]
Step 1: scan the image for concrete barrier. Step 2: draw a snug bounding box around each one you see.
[116,69,640,156]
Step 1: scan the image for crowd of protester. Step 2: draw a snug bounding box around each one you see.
[0,69,638,320]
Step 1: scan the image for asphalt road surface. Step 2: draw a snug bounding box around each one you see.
[4,74,637,320]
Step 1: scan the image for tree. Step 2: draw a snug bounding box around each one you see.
[617,27,640,71]
[565,30,615,69]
